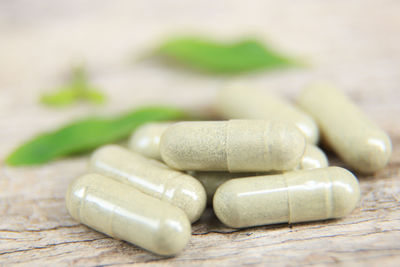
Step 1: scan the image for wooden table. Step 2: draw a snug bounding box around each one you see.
[1,0,399,265]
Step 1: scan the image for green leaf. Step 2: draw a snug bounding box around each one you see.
[40,87,81,107]
[40,65,106,107]
[156,37,300,74]
[6,106,188,166]
[84,89,107,104]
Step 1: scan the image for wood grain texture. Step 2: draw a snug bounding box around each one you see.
[1,0,400,266]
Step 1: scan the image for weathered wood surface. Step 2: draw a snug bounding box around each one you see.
[1,0,400,266]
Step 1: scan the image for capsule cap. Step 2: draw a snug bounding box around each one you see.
[128,123,171,160]
[164,174,207,223]
[152,211,192,256]
[65,174,93,221]
[330,167,360,218]
[298,144,329,170]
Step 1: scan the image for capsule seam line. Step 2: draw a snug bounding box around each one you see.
[161,173,182,202]
[262,122,269,170]
[225,122,232,172]
[78,185,89,222]
[109,204,117,238]
[283,174,292,224]
[326,173,334,219]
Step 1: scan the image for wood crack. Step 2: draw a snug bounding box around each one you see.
[0,237,107,255]
[0,224,81,233]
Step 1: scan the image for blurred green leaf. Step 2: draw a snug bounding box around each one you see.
[40,65,106,107]
[156,37,300,74]
[40,88,80,106]
[84,89,107,104]
[6,106,188,166]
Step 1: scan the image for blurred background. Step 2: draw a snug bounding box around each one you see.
[1,1,400,160]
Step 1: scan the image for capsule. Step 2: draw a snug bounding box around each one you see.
[66,173,191,256]
[191,145,328,204]
[129,122,171,161]
[297,83,392,173]
[89,145,206,223]
[188,171,252,205]
[160,120,306,172]
[215,83,319,144]
[298,144,328,170]
[213,167,360,228]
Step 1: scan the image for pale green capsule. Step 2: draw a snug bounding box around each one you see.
[191,144,328,204]
[298,144,328,170]
[188,171,252,205]
[160,120,306,172]
[128,122,171,161]
[66,173,191,256]
[215,83,319,144]
[213,167,360,228]
[128,123,327,170]
[89,145,206,223]
[297,83,392,173]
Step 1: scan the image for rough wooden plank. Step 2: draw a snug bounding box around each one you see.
[1,148,400,266]
[1,0,400,266]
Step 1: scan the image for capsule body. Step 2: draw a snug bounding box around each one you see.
[129,122,171,160]
[89,145,206,223]
[192,144,328,205]
[215,83,319,144]
[213,167,360,228]
[297,83,392,173]
[66,174,191,256]
[160,120,306,172]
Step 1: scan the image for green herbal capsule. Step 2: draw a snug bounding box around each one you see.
[297,83,392,173]
[89,145,206,223]
[213,167,360,228]
[191,144,328,204]
[129,122,171,161]
[66,173,191,256]
[160,120,306,172]
[215,83,319,144]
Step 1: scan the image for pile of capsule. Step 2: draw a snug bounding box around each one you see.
[66,83,392,256]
